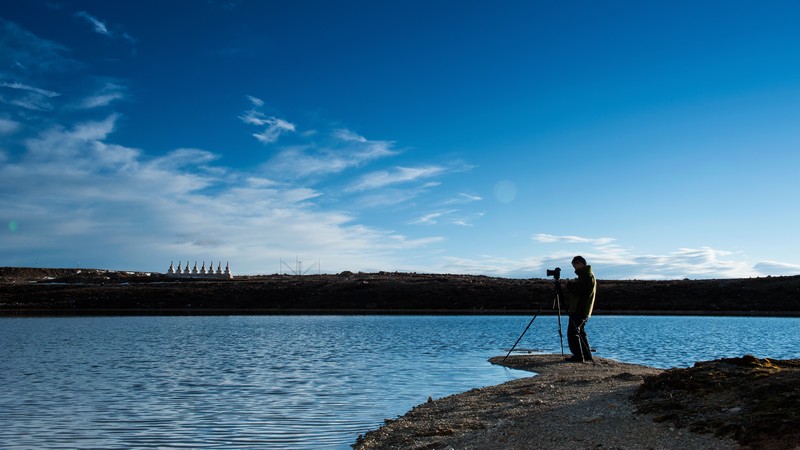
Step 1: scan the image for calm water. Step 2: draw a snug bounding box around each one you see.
[1,315,798,449]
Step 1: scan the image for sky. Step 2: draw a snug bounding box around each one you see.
[1,0,800,279]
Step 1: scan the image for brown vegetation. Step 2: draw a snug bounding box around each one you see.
[1,267,799,315]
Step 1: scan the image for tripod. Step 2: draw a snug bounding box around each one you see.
[502,276,565,362]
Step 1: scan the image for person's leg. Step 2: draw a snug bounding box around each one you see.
[577,318,592,361]
[566,315,583,359]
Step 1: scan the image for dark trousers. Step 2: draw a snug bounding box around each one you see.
[567,315,592,360]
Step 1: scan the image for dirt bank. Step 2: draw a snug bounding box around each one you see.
[354,354,800,449]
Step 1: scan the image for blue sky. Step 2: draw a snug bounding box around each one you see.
[2,0,799,279]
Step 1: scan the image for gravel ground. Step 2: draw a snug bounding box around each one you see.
[353,354,739,449]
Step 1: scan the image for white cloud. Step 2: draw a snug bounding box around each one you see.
[412,209,483,227]
[74,11,135,44]
[443,193,482,205]
[76,11,109,35]
[753,261,800,276]
[533,233,616,246]
[1,82,60,98]
[263,129,398,178]
[412,210,456,225]
[451,211,484,227]
[239,103,296,144]
[0,116,444,274]
[79,82,127,109]
[247,95,264,107]
[153,148,219,168]
[253,118,296,144]
[23,114,119,162]
[0,117,21,135]
[429,245,758,280]
[348,165,446,192]
[82,93,123,108]
[1,81,61,111]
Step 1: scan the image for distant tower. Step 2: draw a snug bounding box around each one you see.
[184,260,191,275]
[216,262,223,275]
[167,261,175,274]
[200,261,207,275]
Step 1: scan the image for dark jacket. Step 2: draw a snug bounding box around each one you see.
[566,265,596,318]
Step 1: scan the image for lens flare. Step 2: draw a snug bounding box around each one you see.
[8,221,18,232]
[493,180,517,204]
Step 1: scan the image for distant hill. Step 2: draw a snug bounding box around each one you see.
[1,267,798,315]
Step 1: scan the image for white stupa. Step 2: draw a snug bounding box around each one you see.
[165,260,233,279]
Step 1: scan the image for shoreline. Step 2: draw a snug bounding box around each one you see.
[353,354,741,449]
[2,309,799,317]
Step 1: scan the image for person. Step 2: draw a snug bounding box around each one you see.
[564,255,596,362]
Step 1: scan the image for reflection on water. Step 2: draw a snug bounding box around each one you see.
[1,315,798,449]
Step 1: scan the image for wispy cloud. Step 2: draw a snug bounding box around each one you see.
[527,234,770,279]
[753,261,800,276]
[533,233,616,246]
[1,82,60,98]
[347,165,446,192]
[412,209,484,227]
[0,117,21,135]
[253,118,296,144]
[74,11,136,44]
[262,129,397,179]
[412,210,457,225]
[239,96,296,144]
[431,244,771,280]
[1,81,61,111]
[75,11,109,35]
[79,82,127,109]
[246,95,263,107]
[0,19,77,73]
[0,20,82,115]
[443,193,483,205]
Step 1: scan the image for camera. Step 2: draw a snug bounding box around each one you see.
[546,267,561,280]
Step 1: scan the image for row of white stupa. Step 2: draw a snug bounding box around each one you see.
[166,261,233,279]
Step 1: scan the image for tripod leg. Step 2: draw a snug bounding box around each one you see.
[556,294,564,357]
[502,304,543,362]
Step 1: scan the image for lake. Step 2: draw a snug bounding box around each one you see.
[1,315,798,449]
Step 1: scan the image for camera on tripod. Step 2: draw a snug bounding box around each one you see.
[503,266,567,361]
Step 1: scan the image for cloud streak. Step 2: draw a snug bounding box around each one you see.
[239,96,296,144]
[1,82,61,98]
[347,166,446,192]
[262,130,398,179]
[76,11,110,35]
[79,82,127,109]
[533,233,616,246]
[75,11,136,44]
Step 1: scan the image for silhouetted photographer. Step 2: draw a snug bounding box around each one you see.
[562,255,596,362]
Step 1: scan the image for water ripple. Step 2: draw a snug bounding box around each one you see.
[1,315,798,448]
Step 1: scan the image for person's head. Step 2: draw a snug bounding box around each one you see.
[572,255,587,270]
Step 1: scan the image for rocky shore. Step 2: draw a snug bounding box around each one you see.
[1,267,799,315]
[353,354,800,449]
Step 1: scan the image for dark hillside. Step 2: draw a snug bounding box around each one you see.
[1,268,798,315]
